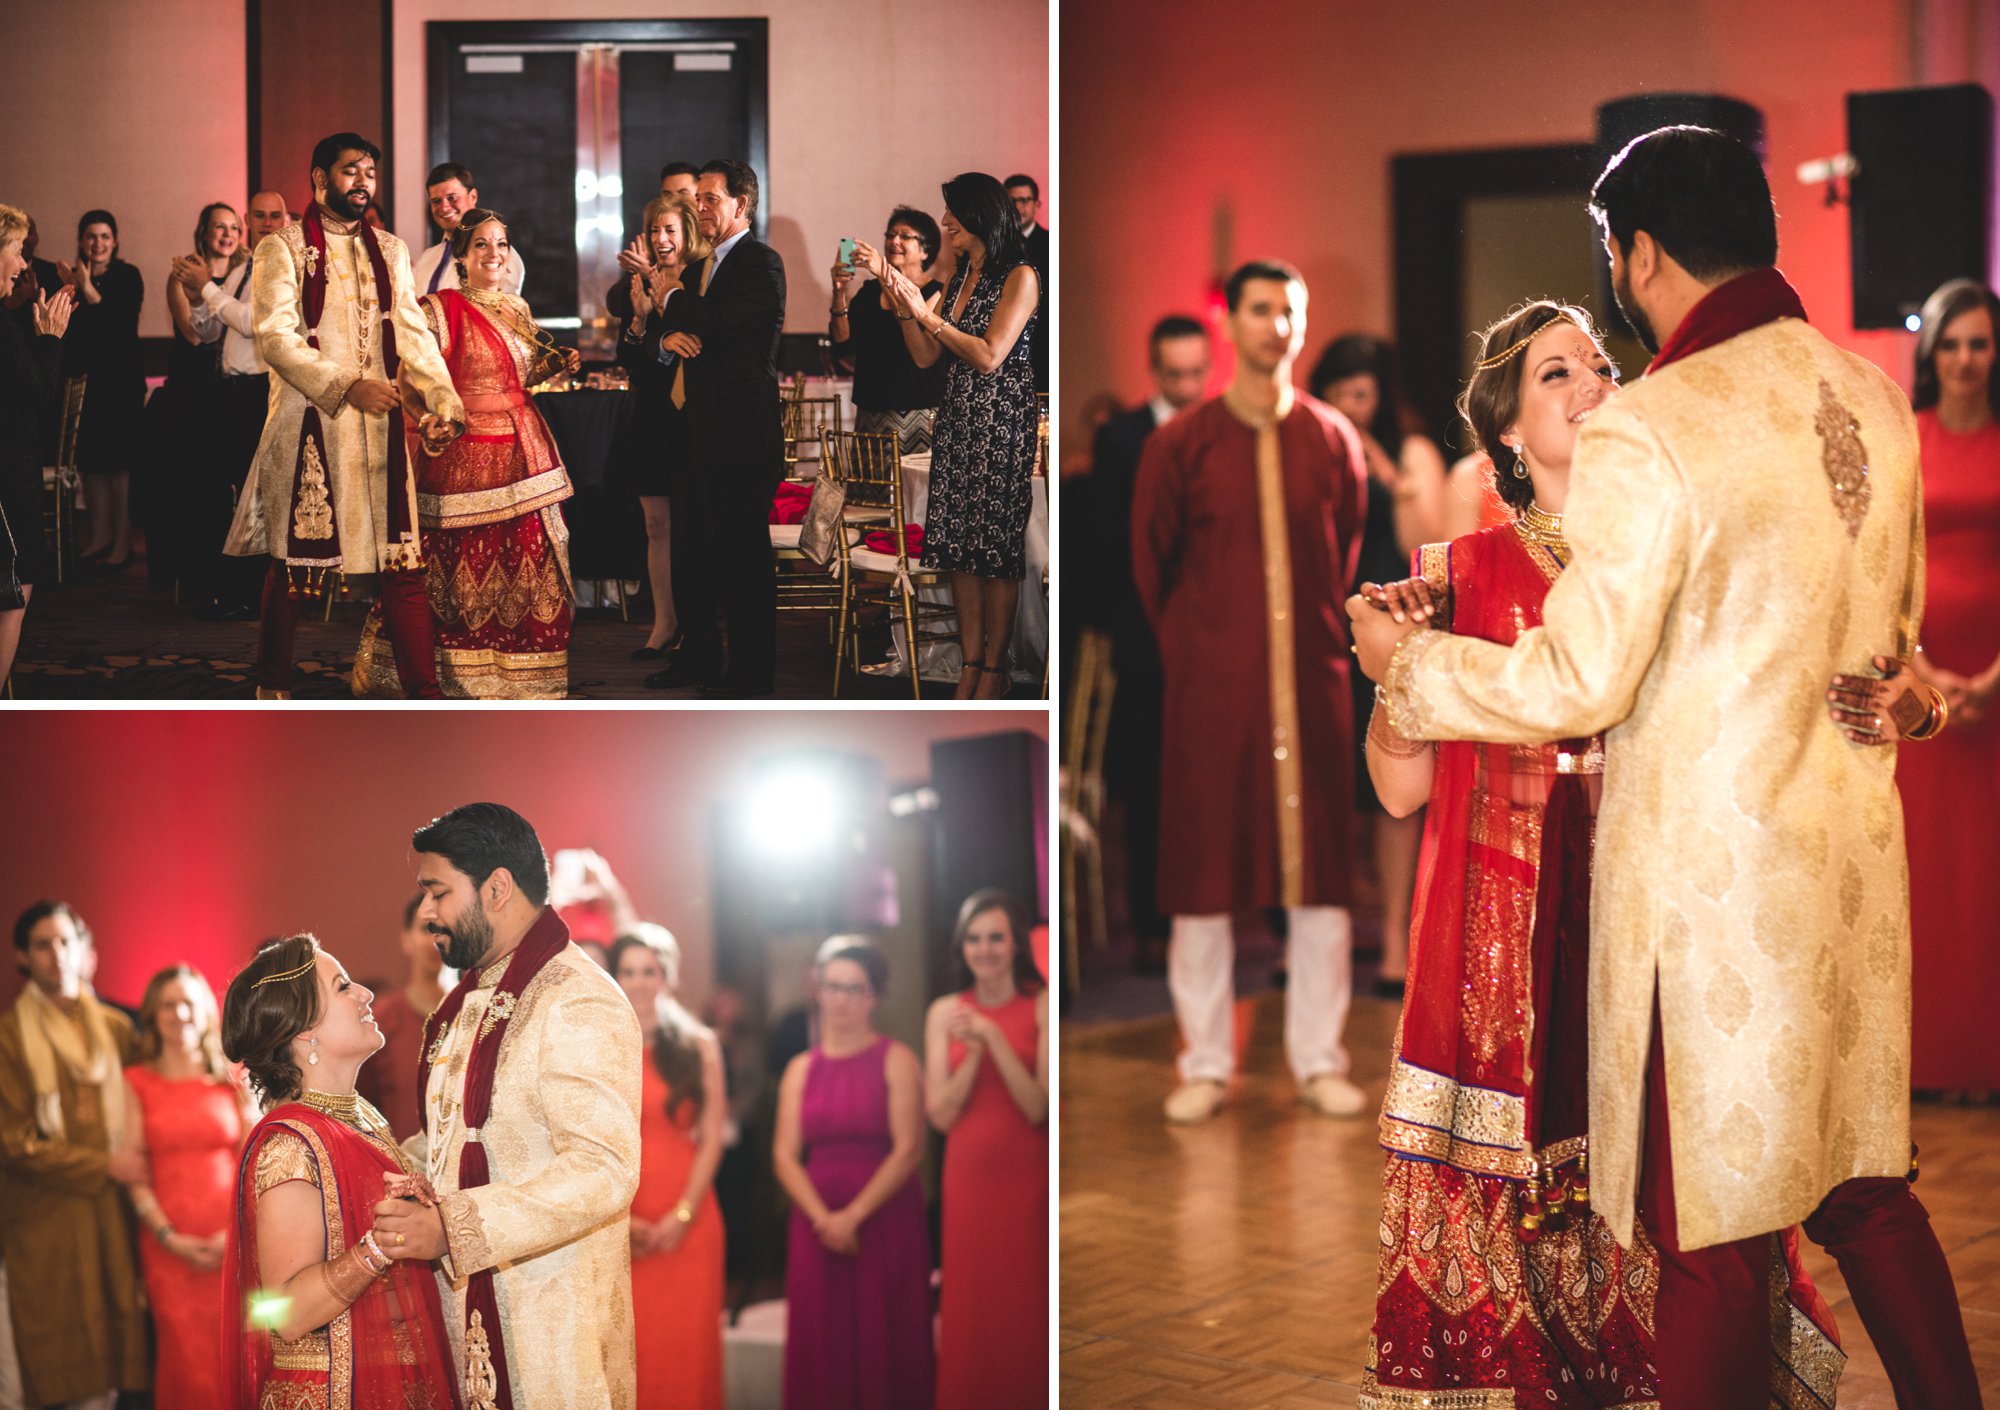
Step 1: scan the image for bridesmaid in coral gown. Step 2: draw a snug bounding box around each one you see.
[775,938,933,1410]
[925,891,1049,1410]
[611,926,727,1410]
[1902,278,2000,1090]
[120,965,250,1410]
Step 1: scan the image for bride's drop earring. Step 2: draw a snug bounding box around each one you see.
[1511,447,1530,480]
[308,1035,320,1066]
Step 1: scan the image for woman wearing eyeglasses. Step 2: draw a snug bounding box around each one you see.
[772,937,933,1410]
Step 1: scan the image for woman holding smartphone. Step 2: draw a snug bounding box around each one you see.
[829,207,946,452]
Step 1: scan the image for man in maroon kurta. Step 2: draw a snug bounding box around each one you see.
[1132,260,1367,1124]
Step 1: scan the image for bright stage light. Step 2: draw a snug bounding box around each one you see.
[575,170,599,202]
[1905,314,1922,332]
[741,765,843,857]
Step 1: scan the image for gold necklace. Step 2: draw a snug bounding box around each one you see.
[1514,502,1570,565]
[296,1086,389,1137]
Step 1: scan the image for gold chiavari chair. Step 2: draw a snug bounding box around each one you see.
[1060,628,1118,990]
[40,374,87,582]
[824,428,951,698]
[782,395,844,476]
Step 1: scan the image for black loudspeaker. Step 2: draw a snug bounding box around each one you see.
[1848,84,1993,329]
[929,732,1049,951]
[1592,94,1768,335]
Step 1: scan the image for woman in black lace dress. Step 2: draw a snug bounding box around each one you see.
[865,172,1039,699]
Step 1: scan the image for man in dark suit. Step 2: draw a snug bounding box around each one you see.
[644,158,787,697]
[1006,174,1050,395]
[1092,313,1210,965]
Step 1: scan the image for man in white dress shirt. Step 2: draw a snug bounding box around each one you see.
[410,162,526,296]
[175,190,291,617]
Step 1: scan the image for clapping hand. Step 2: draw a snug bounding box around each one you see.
[617,236,651,280]
[171,254,212,297]
[31,285,75,338]
[945,1001,992,1051]
[878,263,930,321]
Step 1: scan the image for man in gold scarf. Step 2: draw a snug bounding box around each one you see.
[0,901,148,1408]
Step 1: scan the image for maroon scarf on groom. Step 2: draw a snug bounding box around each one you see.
[417,906,571,1410]
[1644,265,1808,375]
[283,204,421,595]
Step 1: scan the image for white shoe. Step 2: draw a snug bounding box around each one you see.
[1163,1079,1227,1124]
[1300,1073,1367,1118]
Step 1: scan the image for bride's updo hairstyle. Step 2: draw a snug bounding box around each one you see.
[1457,299,1600,517]
[222,934,323,1111]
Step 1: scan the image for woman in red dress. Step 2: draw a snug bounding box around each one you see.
[356,207,577,699]
[925,890,1049,1410]
[121,965,252,1409]
[1901,278,2000,1092]
[218,935,459,1410]
[1358,303,1843,1405]
[610,926,727,1410]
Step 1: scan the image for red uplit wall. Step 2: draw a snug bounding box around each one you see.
[1062,0,1995,437]
[0,710,1047,1014]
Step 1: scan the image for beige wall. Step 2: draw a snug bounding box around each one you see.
[390,0,1051,333]
[0,0,249,340]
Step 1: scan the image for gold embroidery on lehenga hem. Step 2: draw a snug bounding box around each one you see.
[428,552,567,632]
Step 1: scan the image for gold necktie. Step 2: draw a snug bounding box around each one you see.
[670,258,714,410]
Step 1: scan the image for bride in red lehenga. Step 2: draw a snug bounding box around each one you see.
[1356,302,1844,1408]
[356,207,577,699]
[219,934,460,1410]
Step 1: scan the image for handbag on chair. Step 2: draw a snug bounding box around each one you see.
[798,471,847,566]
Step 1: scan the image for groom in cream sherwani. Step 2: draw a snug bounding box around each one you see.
[1352,127,1981,1409]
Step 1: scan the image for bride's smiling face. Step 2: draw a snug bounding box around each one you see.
[291,950,382,1071]
[1506,321,1618,473]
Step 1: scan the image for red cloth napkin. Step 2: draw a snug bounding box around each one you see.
[770,481,813,525]
[864,524,923,557]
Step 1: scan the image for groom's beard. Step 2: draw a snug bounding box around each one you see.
[1614,266,1659,355]
[431,907,494,971]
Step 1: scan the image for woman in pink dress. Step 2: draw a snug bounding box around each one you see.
[120,965,252,1409]
[925,891,1048,1410]
[1901,277,2000,1091]
[611,925,727,1410]
[774,938,932,1410]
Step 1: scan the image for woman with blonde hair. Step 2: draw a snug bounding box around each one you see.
[0,202,75,689]
[610,923,727,1410]
[118,965,252,1408]
[614,193,711,662]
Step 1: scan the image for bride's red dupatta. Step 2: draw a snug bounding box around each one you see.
[223,1102,461,1410]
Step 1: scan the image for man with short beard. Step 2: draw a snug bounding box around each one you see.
[371,803,642,1410]
[224,132,465,698]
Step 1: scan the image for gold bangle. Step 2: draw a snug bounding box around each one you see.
[1905,685,1949,741]
[318,1245,379,1305]
[1367,687,1429,759]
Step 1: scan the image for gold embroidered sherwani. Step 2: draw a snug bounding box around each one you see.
[404,944,643,1408]
[1382,317,1921,1252]
[225,218,464,571]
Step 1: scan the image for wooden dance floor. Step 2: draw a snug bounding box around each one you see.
[1060,989,2000,1407]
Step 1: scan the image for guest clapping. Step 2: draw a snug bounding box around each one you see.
[774,938,933,1410]
[0,204,76,690]
[925,891,1049,1410]
[868,172,1040,698]
[830,207,946,452]
[119,965,251,1409]
[61,209,146,569]
[613,193,711,660]
[612,926,727,1410]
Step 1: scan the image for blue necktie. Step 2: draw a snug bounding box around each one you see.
[427,246,448,294]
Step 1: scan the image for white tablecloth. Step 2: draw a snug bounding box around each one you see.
[878,454,1049,683]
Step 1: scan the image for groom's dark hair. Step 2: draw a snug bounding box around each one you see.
[413,803,551,907]
[1589,125,1777,282]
